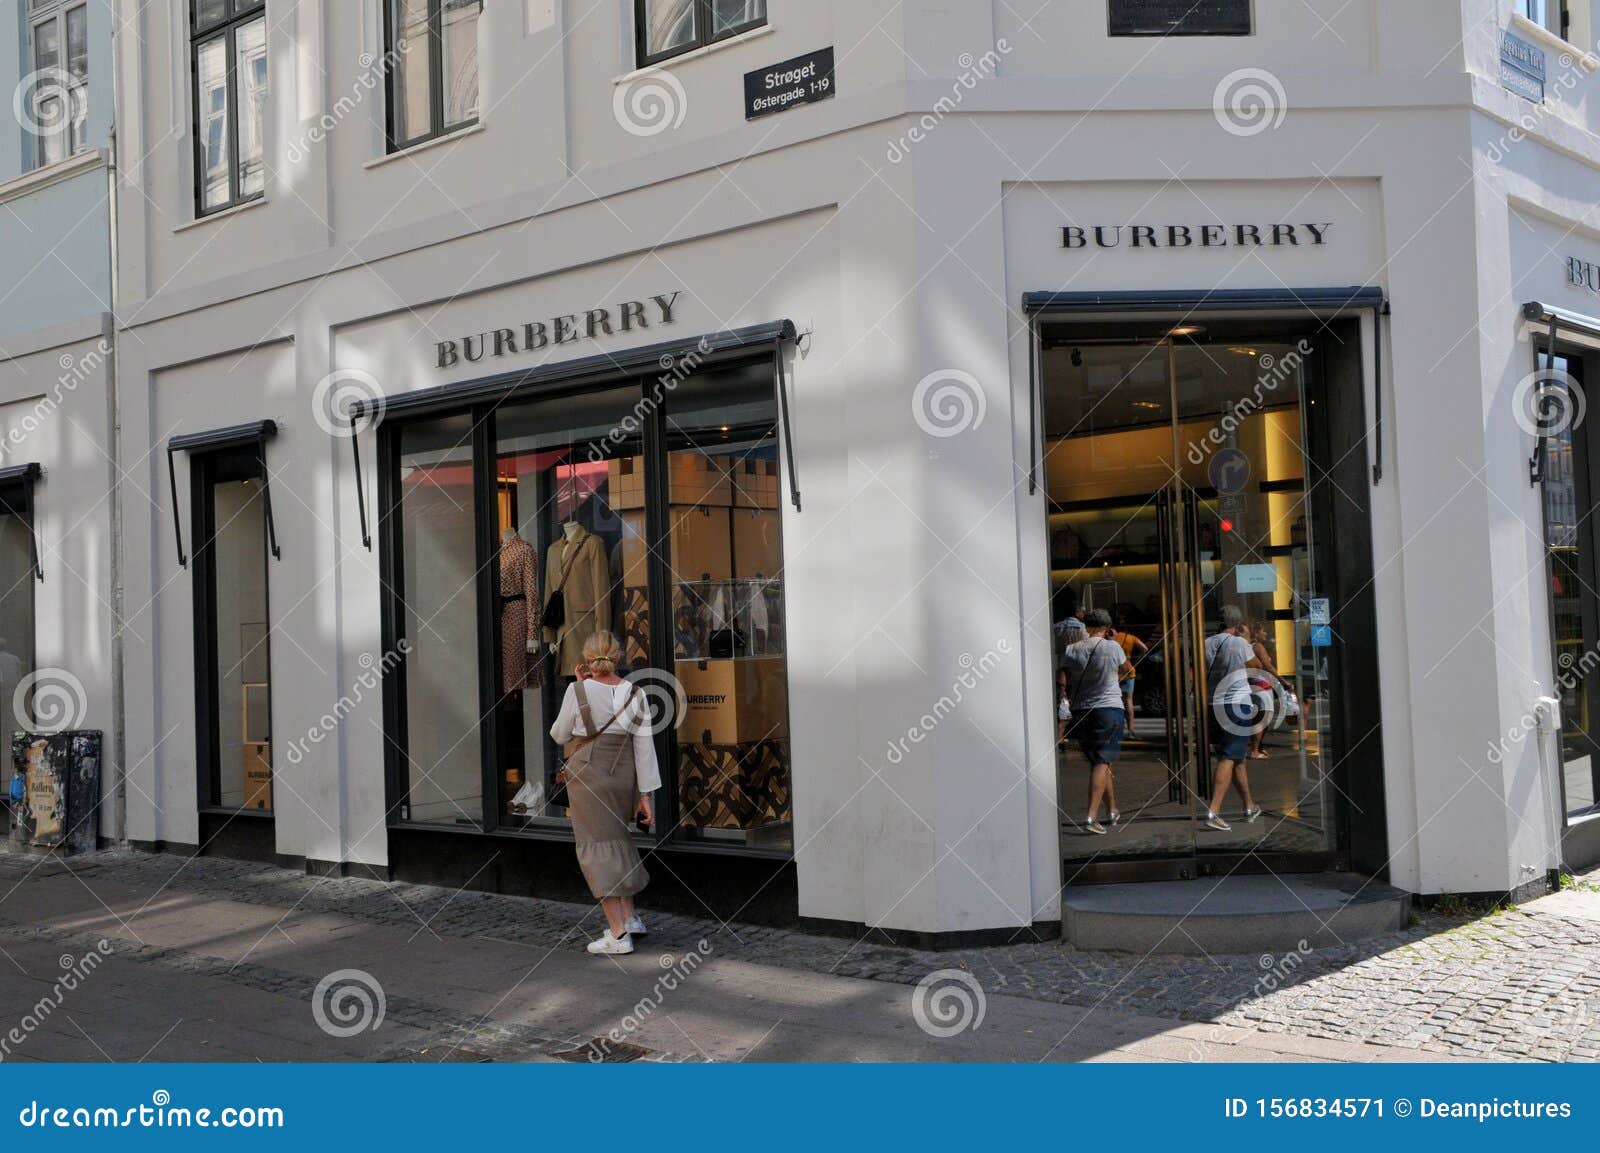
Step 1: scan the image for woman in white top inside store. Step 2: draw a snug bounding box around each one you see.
[549,630,660,956]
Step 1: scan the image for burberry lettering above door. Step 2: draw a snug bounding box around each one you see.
[436,292,683,368]
[1061,223,1334,250]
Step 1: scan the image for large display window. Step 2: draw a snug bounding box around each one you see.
[381,352,794,855]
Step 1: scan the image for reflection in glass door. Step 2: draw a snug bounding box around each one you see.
[1044,330,1338,874]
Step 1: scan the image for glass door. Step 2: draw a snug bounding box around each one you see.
[1044,328,1340,877]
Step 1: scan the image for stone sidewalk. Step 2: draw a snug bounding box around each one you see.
[0,848,1595,1062]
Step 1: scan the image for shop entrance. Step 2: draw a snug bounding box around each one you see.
[1043,319,1355,882]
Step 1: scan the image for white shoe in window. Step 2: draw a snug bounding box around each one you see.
[625,915,647,936]
[586,930,634,956]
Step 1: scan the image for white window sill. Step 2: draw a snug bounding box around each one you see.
[1509,13,1599,67]
[173,195,268,234]
[0,149,105,206]
[365,122,485,170]
[613,24,775,86]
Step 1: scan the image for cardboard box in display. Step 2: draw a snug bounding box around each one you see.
[675,658,788,746]
[243,743,273,810]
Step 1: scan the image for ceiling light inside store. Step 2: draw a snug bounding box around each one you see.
[1169,325,1205,337]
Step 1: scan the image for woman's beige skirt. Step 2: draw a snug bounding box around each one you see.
[566,731,649,899]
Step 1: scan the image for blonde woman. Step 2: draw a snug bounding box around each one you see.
[550,631,659,955]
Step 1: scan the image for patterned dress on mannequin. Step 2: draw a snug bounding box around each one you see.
[499,534,545,692]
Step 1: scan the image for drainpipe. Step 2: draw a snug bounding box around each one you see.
[106,22,127,848]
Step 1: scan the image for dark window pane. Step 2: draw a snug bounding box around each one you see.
[0,508,37,807]
[1108,0,1253,36]
[711,0,765,36]
[196,0,228,30]
[644,0,696,57]
[390,0,434,143]
[234,17,267,198]
[441,0,481,127]
[195,35,231,210]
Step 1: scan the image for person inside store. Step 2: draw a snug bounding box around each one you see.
[1110,612,1150,730]
[1053,595,1087,658]
[1056,667,1072,747]
[1202,605,1262,832]
[549,630,659,956]
[1060,609,1134,835]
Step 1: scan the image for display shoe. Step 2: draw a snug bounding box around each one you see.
[586,930,634,956]
[1085,820,1108,835]
[625,915,648,936]
[1204,813,1232,832]
[1245,806,1263,824]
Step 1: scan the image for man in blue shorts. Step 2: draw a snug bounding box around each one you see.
[1061,609,1134,835]
[1202,605,1263,832]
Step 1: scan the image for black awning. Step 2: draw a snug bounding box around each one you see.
[166,420,281,568]
[356,321,797,422]
[1522,301,1600,344]
[0,462,44,582]
[168,419,279,453]
[1023,286,1386,316]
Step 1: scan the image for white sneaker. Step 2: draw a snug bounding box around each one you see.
[1204,814,1232,832]
[1245,806,1263,824]
[586,930,634,955]
[625,915,647,936]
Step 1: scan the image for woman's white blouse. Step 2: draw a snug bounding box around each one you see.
[549,680,662,793]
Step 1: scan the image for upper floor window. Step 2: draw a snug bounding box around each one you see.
[636,0,767,67]
[385,0,483,152]
[1108,0,1252,37]
[1520,0,1571,39]
[26,0,90,169]
[191,0,268,216]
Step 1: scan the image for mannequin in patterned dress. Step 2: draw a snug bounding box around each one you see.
[500,529,545,692]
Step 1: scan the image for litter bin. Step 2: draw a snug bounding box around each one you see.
[8,731,103,855]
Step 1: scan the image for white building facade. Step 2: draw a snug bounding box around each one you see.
[94,0,1600,943]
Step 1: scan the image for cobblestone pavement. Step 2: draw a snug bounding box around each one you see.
[1,849,1597,1062]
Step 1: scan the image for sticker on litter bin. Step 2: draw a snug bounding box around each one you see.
[1309,598,1330,626]
[1311,624,1334,648]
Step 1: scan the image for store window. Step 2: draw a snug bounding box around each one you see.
[636,0,767,66]
[191,0,268,215]
[492,386,644,828]
[393,415,482,826]
[1108,0,1252,36]
[193,447,274,812]
[1537,353,1600,819]
[0,481,38,823]
[383,354,793,854]
[26,0,90,169]
[665,365,790,850]
[385,0,482,151]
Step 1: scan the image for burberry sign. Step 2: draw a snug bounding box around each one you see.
[436,292,681,368]
[1062,222,1333,250]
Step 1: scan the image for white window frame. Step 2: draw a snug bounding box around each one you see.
[25,0,91,171]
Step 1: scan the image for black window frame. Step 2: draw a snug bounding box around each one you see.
[383,0,483,153]
[189,0,268,218]
[1107,0,1254,37]
[634,0,768,69]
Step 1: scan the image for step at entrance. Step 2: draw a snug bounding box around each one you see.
[1062,873,1408,955]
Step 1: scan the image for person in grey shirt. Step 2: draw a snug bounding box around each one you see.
[1201,605,1262,832]
[1060,609,1132,835]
